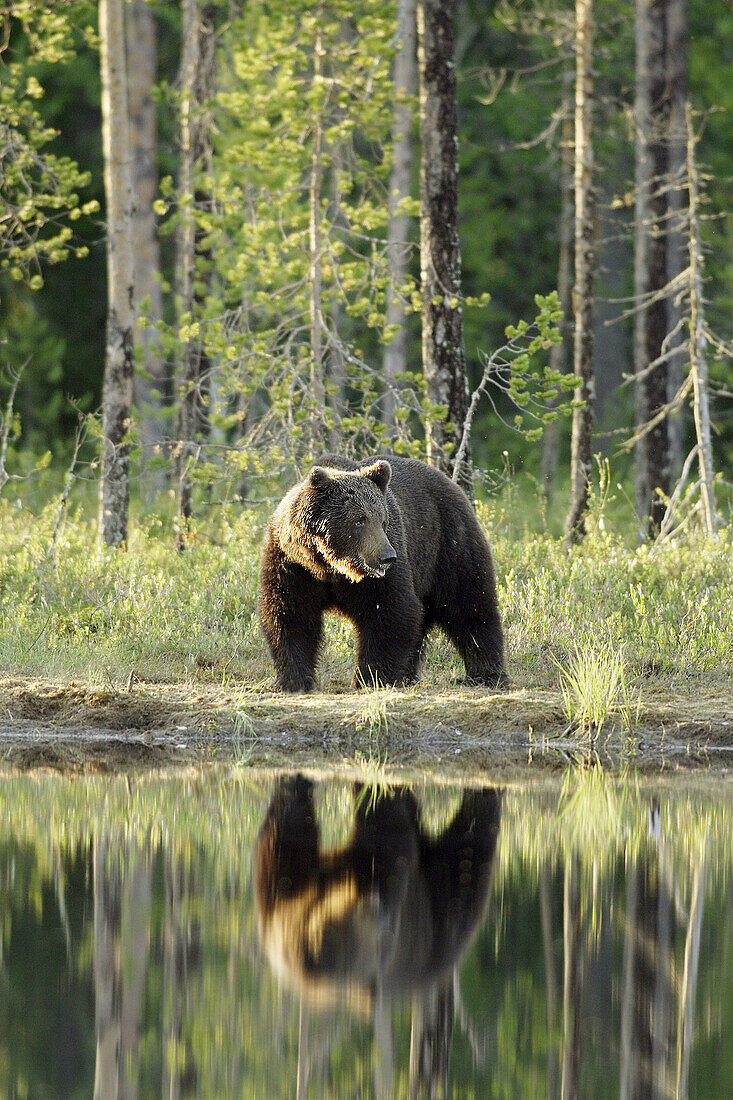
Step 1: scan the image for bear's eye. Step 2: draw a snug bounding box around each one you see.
[354,517,366,528]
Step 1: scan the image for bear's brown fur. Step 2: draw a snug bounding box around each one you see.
[258,455,506,692]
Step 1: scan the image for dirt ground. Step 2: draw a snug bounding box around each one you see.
[0,674,731,778]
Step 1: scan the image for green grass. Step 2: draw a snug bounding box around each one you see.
[0,479,732,698]
[554,641,638,736]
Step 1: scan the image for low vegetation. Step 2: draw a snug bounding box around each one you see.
[1,475,731,757]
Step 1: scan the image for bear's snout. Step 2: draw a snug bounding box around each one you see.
[360,535,397,579]
[379,542,397,566]
[372,537,397,577]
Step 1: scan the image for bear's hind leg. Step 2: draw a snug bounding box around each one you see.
[441,603,508,688]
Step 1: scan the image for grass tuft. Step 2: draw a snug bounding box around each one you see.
[555,641,638,736]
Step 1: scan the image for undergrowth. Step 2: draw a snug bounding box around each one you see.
[0,478,731,696]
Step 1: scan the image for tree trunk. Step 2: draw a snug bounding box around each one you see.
[417,0,472,497]
[383,0,417,434]
[685,105,718,535]
[564,0,595,545]
[308,24,327,444]
[98,0,135,548]
[126,0,165,487]
[542,62,574,501]
[634,0,671,536]
[665,0,688,479]
[174,0,217,545]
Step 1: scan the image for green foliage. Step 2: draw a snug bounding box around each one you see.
[159,0,427,489]
[475,292,572,442]
[0,4,95,281]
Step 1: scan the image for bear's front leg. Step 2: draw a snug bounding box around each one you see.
[259,558,324,693]
[351,586,423,689]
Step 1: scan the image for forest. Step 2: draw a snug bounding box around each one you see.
[1,7,732,1095]
[1,0,731,546]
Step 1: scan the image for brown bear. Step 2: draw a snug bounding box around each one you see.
[258,454,507,692]
[254,774,503,1004]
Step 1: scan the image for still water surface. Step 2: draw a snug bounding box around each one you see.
[0,767,730,1098]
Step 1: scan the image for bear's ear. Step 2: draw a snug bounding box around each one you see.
[308,465,331,490]
[362,459,391,494]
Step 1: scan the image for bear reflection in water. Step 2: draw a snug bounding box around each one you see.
[255,774,502,1006]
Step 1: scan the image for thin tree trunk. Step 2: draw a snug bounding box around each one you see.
[98,0,135,549]
[309,24,327,443]
[685,105,718,535]
[665,0,688,479]
[542,63,574,502]
[174,0,199,542]
[383,0,417,434]
[126,0,165,487]
[174,1,217,544]
[417,0,472,497]
[633,0,652,534]
[634,0,671,536]
[564,0,595,545]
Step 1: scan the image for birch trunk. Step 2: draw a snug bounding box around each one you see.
[564,0,595,545]
[686,106,718,535]
[665,0,688,478]
[541,63,574,501]
[633,0,652,532]
[126,0,165,484]
[383,0,417,433]
[174,0,199,540]
[308,25,326,443]
[98,0,135,548]
[634,0,671,536]
[418,0,472,497]
[174,1,217,543]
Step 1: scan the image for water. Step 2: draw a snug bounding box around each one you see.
[0,767,730,1098]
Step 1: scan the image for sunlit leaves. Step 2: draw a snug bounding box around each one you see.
[0,3,93,281]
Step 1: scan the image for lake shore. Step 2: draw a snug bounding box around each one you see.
[1,674,731,777]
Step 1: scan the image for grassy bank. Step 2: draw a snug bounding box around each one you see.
[2,492,732,687]
[0,487,732,759]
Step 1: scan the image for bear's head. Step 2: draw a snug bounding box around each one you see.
[275,460,397,583]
